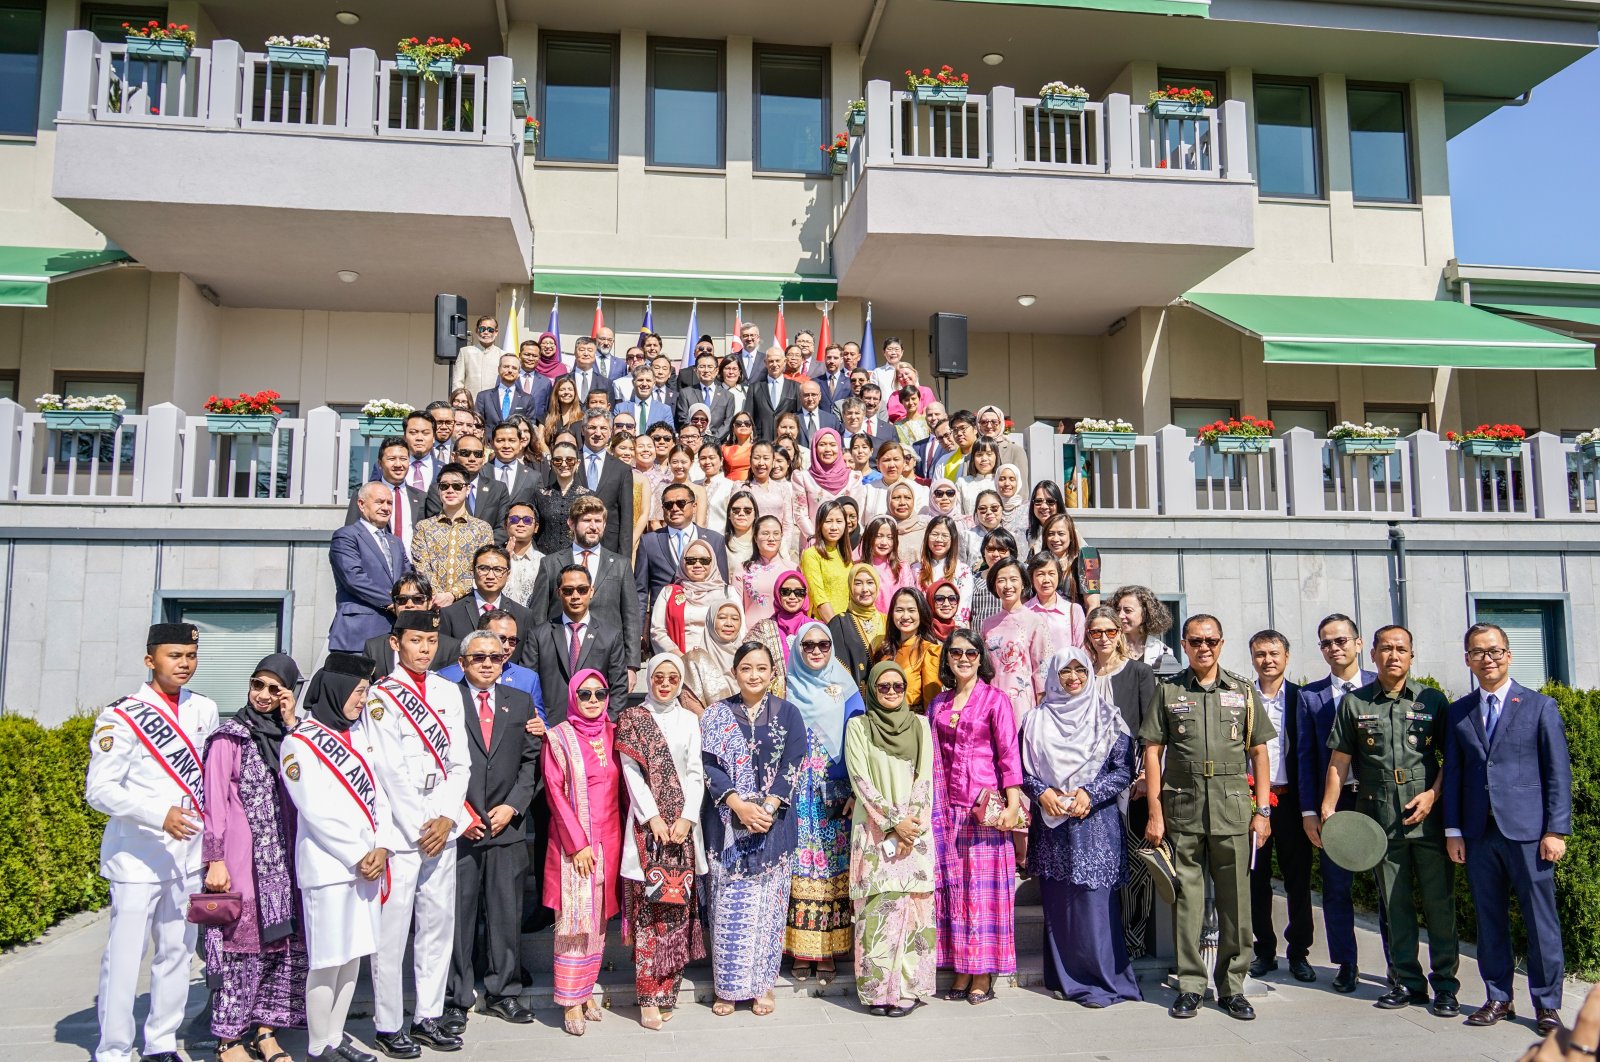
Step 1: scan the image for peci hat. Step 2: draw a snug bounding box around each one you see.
[1134,839,1180,906]
[1321,810,1387,872]
[147,622,199,651]
[392,610,441,635]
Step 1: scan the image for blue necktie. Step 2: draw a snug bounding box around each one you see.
[500,386,511,420]
[1485,693,1501,741]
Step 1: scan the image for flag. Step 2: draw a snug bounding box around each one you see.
[860,301,876,369]
[591,297,604,339]
[683,299,700,363]
[637,297,654,348]
[817,303,831,372]
[774,298,787,350]
[546,296,559,339]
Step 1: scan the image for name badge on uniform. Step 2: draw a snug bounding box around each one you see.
[425,772,438,793]
[1220,692,1246,708]
[1169,700,1194,715]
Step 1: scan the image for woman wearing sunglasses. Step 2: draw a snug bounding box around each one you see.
[649,539,737,656]
[914,515,973,628]
[531,439,594,555]
[720,412,755,482]
[747,570,810,691]
[828,563,886,693]
[542,671,625,1037]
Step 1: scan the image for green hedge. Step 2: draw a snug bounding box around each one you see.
[0,715,109,947]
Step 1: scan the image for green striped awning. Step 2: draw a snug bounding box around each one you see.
[937,0,1209,17]
[0,247,132,308]
[533,268,838,302]
[1184,292,1595,370]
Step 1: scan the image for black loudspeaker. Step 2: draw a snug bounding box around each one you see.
[929,312,968,378]
[433,294,468,363]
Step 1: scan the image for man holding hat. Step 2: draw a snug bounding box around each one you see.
[1322,624,1459,1016]
[86,623,220,1062]
[366,611,472,1056]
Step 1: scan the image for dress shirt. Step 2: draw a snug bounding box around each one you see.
[768,375,782,405]
[408,456,430,491]
[562,613,589,665]
[384,481,416,557]
[1443,677,1514,839]
[800,409,821,439]
[365,521,396,578]
[505,544,542,606]
[1255,678,1288,786]
[518,369,542,395]
[472,590,506,615]
[583,447,606,488]
[497,383,516,420]
[569,542,598,580]
[491,460,520,490]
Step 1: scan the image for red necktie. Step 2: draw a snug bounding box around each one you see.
[392,485,403,538]
[580,549,592,578]
[481,599,492,614]
[568,621,585,670]
[477,690,493,748]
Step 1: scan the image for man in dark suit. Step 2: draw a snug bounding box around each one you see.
[349,437,427,561]
[439,545,536,667]
[369,410,443,487]
[621,367,674,434]
[475,353,541,435]
[793,377,841,447]
[1246,630,1316,982]
[839,396,895,455]
[576,411,633,557]
[525,562,630,727]
[485,423,542,506]
[363,574,460,672]
[745,346,798,442]
[327,481,406,651]
[556,336,618,408]
[1445,623,1572,1036]
[442,631,541,1033]
[634,482,729,616]
[674,335,720,390]
[675,351,735,442]
[424,435,513,547]
[1296,613,1388,993]
[810,343,851,414]
[592,325,629,383]
[528,496,639,682]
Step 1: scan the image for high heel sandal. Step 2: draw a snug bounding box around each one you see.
[712,998,736,1017]
[245,1027,291,1062]
[816,958,836,986]
[640,1006,664,1031]
[563,1007,587,1036]
[584,996,604,1021]
[216,1039,250,1062]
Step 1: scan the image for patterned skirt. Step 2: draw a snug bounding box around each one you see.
[624,879,706,1009]
[932,801,1017,974]
[707,861,791,1001]
[1120,798,1156,960]
[210,947,308,1039]
[854,891,936,1006]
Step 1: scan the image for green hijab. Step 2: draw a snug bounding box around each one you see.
[863,660,923,764]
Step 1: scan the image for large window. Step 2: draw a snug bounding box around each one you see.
[648,39,722,169]
[539,34,617,164]
[1254,78,1320,198]
[0,2,44,136]
[754,46,827,174]
[53,371,142,464]
[1348,85,1413,203]
[0,369,17,401]
[1472,597,1569,688]
[1363,405,1428,435]
[161,596,288,711]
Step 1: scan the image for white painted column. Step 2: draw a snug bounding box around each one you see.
[140,403,184,504]
[1155,424,1197,516]
[1281,427,1325,516]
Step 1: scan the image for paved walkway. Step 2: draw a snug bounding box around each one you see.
[5,894,1587,1062]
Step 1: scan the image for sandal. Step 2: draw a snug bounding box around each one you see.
[712,998,736,1017]
[563,1006,587,1036]
[816,958,836,986]
[660,1008,675,1023]
[584,997,604,1021]
[753,992,776,1016]
[639,1006,664,1031]
[941,976,972,1002]
[792,961,813,982]
[217,1039,251,1062]
[246,1028,289,1062]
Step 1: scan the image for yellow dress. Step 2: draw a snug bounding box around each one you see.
[800,546,852,619]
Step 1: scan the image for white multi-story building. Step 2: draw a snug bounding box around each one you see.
[1,0,1597,719]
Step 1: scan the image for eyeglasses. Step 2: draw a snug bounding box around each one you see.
[1058,666,1090,678]
[507,514,536,525]
[1185,637,1222,649]
[551,455,577,465]
[393,592,429,606]
[475,564,510,575]
[663,498,690,511]
[1318,636,1354,650]
[932,594,959,605]
[465,652,508,665]
[1032,497,1054,507]
[438,481,468,492]
[575,688,609,703]
[477,326,498,335]
[1466,647,1509,662]
[614,421,636,431]
[947,647,981,661]
[1086,628,1120,639]
[683,555,713,567]
[456,448,485,458]
[249,678,286,696]
[558,584,592,596]
[799,639,832,653]
[778,586,806,598]
[730,505,755,516]
[733,419,752,427]
[874,680,907,694]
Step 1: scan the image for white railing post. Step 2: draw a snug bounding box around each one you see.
[1528,431,1570,519]
[990,85,1017,170]
[1221,98,1251,182]
[302,406,342,505]
[0,399,21,500]
[60,29,99,119]
[139,403,184,503]
[206,39,242,128]
[864,79,892,166]
[1281,427,1325,516]
[1024,421,1059,487]
[1410,429,1451,518]
[346,48,378,134]
[1155,425,1197,516]
[1105,93,1133,176]
[485,55,515,144]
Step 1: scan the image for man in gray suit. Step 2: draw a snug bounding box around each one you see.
[576,411,633,557]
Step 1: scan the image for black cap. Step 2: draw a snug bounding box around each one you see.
[393,610,442,634]
[322,652,377,681]
[147,622,199,651]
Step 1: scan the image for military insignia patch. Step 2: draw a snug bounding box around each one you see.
[285,761,301,781]
[370,702,385,720]
[98,736,114,751]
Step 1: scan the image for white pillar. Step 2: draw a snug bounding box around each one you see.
[1155,424,1196,516]
[485,54,515,143]
[302,406,343,505]
[1025,421,1059,487]
[1528,432,1571,520]
[1105,93,1132,176]
[59,30,98,119]
[1410,429,1451,518]
[1281,427,1325,516]
[990,85,1017,170]
[347,48,377,134]
[205,39,241,128]
[1221,98,1251,182]
[140,403,184,504]
[0,399,21,501]
[864,79,892,166]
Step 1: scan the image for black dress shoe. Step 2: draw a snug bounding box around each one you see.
[868,1005,889,1017]
[1249,956,1279,978]
[371,1030,421,1060]
[438,1007,468,1036]
[1537,1008,1563,1036]
[141,1054,182,1062]
[331,1040,378,1062]
[1376,986,1428,1010]
[1219,994,1256,1021]
[1432,992,1460,1018]
[408,1017,463,1052]
[1169,991,1201,1019]
[1332,964,1360,993]
[1465,1000,1515,1026]
[886,999,926,1018]
[1289,958,1317,983]
[483,997,534,1024]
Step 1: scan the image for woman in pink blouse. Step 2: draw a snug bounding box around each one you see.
[744,441,804,556]
[979,558,1049,731]
[792,428,860,549]
[863,516,914,613]
[740,515,792,625]
[1024,553,1085,662]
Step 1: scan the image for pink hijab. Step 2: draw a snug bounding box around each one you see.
[535,332,566,379]
[770,568,812,656]
[565,667,614,743]
[808,427,851,493]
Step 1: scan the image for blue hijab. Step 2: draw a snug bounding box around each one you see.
[783,620,863,768]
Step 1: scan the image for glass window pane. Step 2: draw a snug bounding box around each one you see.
[1255,82,1318,197]
[0,4,44,135]
[1348,87,1411,202]
[179,604,281,711]
[1364,407,1426,435]
[1268,406,1331,436]
[650,43,720,168]
[1171,403,1235,481]
[0,375,16,401]
[543,38,614,163]
[63,377,141,411]
[756,50,825,173]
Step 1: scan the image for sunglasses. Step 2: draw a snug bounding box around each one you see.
[1087,627,1120,638]
[507,514,536,525]
[799,639,832,653]
[1185,637,1222,649]
[946,647,981,661]
[874,680,907,694]
[1318,636,1354,650]
[456,449,485,458]
[477,326,498,334]
[733,419,752,427]
[663,498,690,511]
[932,594,959,605]
[558,584,592,596]
[933,489,956,498]
[438,481,468,492]
[683,555,713,567]
[551,455,577,465]
[575,688,609,703]
[394,592,429,606]
[778,586,806,598]
[249,678,286,696]
[465,652,508,665]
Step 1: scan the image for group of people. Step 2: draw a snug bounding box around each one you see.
[84,326,1575,1062]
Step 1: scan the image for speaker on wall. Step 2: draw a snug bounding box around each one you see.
[929,312,968,378]
[433,294,468,363]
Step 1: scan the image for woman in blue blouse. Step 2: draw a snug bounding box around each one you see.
[1021,647,1141,1007]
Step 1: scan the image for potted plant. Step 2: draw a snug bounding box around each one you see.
[1074,417,1136,451]
[906,65,969,107]
[1040,81,1090,115]
[396,36,470,82]
[1578,427,1600,460]
[36,393,127,433]
[358,399,413,437]
[123,20,196,62]
[522,116,540,152]
[1149,84,1214,118]
[265,34,331,70]
[822,132,850,175]
[1196,414,1274,454]
[512,78,530,117]
[1329,420,1401,456]
[1446,423,1526,459]
[205,390,283,436]
[844,98,866,135]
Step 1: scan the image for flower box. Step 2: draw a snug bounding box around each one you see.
[1151,98,1204,118]
[207,413,280,436]
[357,415,407,438]
[511,83,529,117]
[914,83,968,107]
[43,410,123,433]
[830,147,849,175]
[845,105,866,135]
[1211,434,1270,454]
[1460,438,1522,459]
[1332,437,1399,456]
[395,54,456,77]
[266,44,328,70]
[1582,440,1600,461]
[126,36,192,62]
[1076,431,1136,452]
[1041,93,1088,115]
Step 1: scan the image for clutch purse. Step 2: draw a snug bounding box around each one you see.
[186,890,242,927]
[640,837,692,906]
[971,787,1030,833]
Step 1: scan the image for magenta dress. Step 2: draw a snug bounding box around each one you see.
[870,557,915,613]
[980,606,1050,730]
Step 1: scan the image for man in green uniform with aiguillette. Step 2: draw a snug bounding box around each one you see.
[1142,614,1273,1021]
[1321,624,1460,1016]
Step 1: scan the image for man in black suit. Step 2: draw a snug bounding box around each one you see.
[1247,630,1316,982]
[442,631,541,1033]
[475,353,540,435]
[745,346,798,442]
[424,435,513,548]
[811,343,851,414]
[634,482,729,617]
[525,562,629,727]
[348,437,427,562]
[484,423,541,506]
[439,545,536,666]
[556,336,617,408]
[528,495,639,681]
[674,335,720,390]
[839,396,895,454]
[576,410,633,557]
[793,377,841,447]
[363,574,460,672]
[675,350,735,442]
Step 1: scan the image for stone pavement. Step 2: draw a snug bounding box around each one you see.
[6,893,1588,1062]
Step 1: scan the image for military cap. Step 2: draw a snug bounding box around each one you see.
[1321,810,1387,872]
[1134,839,1180,906]
[147,622,199,651]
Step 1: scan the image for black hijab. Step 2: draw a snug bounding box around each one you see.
[302,653,376,734]
[239,652,302,766]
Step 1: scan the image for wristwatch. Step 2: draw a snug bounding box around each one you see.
[1254,806,1272,819]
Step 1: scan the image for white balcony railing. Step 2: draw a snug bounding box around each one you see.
[1016,98,1104,172]
[891,90,988,167]
[179,416,307,503]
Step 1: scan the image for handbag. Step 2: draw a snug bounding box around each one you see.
[186,890,242,927]
[640,836,692,906]
[971,787,1030,833]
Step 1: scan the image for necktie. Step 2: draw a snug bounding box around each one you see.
[1485,693,1501,741]
[587,452,600,485]
[703,385,711,406]
[466,483,476,515]
[770,377,780,404]
[478,690,494,748]
[499,463,511,487]
[500,386,511,420]
[392,484,403,539]
[579,371,590,400]
[410,458,425,490]
[580,549,592,577]
[481,598,493,614]
[374,527,394,576]
[670,529,684,564]
[807,413,817,437]
[568,620,585,669]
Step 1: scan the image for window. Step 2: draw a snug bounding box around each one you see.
[162,597,288,712]
[1363,405,1428,435]
[0,2,44,136]
[1267,404,1332,437]
[54,371,143,464]
[754,46,827,174]
[648,39,722,168]
[1172,400,1236,480]
[1348,85,1413,203]
[539,34,617,164]
[1472,598,1569,688]
[83,4,169,107]
[0,369,17,402]
[1254,78,1320,197]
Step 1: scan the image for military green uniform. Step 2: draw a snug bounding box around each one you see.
[1139,667,1273,997]
[1327,678,1458,997]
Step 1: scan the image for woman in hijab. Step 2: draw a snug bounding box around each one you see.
[887,481,927,563]
[827,563,886,692]
[616,655,708,1030]
[782,621,865,983]
[923,477,965,525]
[543,670,626,1036]
[203,654,307,1062]
[279,653,387,1062]
[1021,648,1140,1007]
[649,538,737,655]
[845,661,935,1016]
[747,569,810,688]
[994,464,1029,537]
[927,579,961,645]
[793,428,860,548]
[683,599,745,711]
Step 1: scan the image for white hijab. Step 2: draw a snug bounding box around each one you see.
[1022,646,1129,828]
[643,652,688,715]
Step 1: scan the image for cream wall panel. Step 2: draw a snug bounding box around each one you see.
[531,168,621,237]
[639,172,730,240]
[1350,206,1427,267]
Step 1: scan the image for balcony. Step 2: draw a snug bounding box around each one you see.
[50,31,531,311]
[831,80,1256,333]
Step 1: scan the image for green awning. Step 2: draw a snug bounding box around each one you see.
[1479,303,1600,332]
[936,0,1208,16]
[0,247,132,308]
[533,268,837,302]
[1184,292,1595,370]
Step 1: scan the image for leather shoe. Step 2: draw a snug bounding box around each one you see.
[1332,964,1360,993]
[1537,1008,1563,1037]
[1376,986,1428,1010]
[1219,994,1256,1021]
[1465,1000,1515,1026]
[1169,991,1201,1019]
[887,999,926,1017]
[483,996,534,1024]
[331,1040,378,1062]
[438,1007,468,1036]
[372,1030,421,1060]
[868,1005,889,1017]
[1289,958,1317,983]
[408,1018,463,1052]
[141,1054,182,1062]
[1432,992,1460,1018]
[1248,956,1279,978]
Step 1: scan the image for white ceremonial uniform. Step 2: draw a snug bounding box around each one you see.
[365,667,472,1031]
[84,683,219,1062]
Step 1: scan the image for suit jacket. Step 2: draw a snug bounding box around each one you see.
[327,522,405,652]
[527,546,641,666]
[1276,681,1305,812]
[362,629,460,674]
[1443,681,1571,843]
[842,421,896,455]
[811,369,852,414]
[513,371,556,419]
[368,452,440,486]
[792,408,841,448]
[439,594,538,668]
[557,368,618,407]
[745,375,799,441]
[621,395,676,434]
[592,353,630,382]
[482,460,543,508]
[577,450,634,557]
[525,617,629,728]
[455,681,541,845]
[423,475,513,547]
[344,481,426,559]
[675,383,736,443]
[475,383,540,435]
[1295,669,1377,812]
[633,525,730,617]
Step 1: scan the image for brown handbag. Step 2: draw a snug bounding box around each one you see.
[971,787,1030,833]
[186,890,242,927]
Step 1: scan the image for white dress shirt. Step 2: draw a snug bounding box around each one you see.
[1254,678,1288,786]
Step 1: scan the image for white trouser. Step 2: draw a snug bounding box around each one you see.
[306,959,361,1055]
[96,873,198,1062]
[373,847,456,1031]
